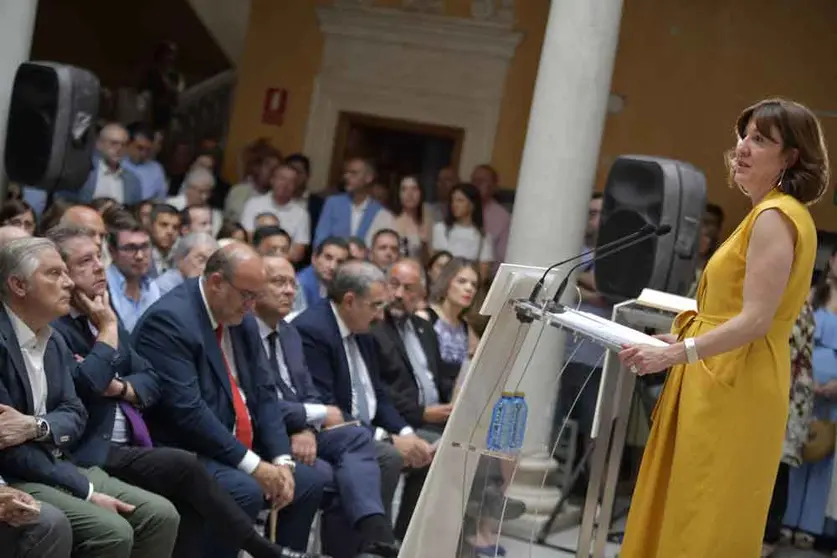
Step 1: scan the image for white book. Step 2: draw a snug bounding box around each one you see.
[637,288,697,314]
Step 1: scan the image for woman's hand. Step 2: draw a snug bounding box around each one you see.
[619,343,683,376]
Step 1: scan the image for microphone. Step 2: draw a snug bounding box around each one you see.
[528,223,656,303]
[549,224,672,308]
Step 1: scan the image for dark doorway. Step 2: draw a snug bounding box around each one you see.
[329,112,464,208]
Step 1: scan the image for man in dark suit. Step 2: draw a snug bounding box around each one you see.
[48,226,314,558]
[293,260,434,535]
[0,237,178,558]
[132,242,326,558]
[254,255,399,558]
[370,258,454,537]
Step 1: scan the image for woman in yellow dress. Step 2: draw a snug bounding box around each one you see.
[618,98,830,557]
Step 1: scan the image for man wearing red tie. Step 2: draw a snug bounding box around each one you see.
[49,226,319,558]
[132,240,326,558]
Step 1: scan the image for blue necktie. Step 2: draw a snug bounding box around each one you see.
[347,335,371,423]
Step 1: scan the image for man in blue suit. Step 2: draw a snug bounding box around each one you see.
[53,124,144,206]
[132,242,326,558]
[0,237,178,558]
[254,255,400,558]
[313,158,394,249]
[48,225,317,558]
[293,261,434,535]
[297,236,349,309]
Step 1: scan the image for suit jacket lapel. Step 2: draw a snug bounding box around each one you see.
[190,283,234,404]
[413,315,441,383]
[386,315,412,373]
[0,310,34,415]
[276,323,299,395]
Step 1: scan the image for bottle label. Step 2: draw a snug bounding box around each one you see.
[487,392,515,452]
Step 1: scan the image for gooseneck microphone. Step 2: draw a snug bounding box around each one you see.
[549,224,672,307]
[528,223,656,303]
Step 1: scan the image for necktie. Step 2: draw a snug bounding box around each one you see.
[399,321,440,406]
[215,326,253,449]
[267,331,295,400]
[347,335,371,423]
[119,402,153,448]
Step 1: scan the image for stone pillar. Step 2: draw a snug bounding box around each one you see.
[501,0,625,538]
[0,0,39,198]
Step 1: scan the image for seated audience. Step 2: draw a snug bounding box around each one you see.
[431,183,493,280]
[297,237,349,308]
[106,215,160,332]
[470,164,510,265]
[0,477,71,558]
[55,123,143,206]
[154,232,218,295]
[0,237,178,558]
[217,220,249,244]
[148,204,181,277]
[347,237,368,261]
[241,163,310,264]
[49,226,302,558]
[180,204,217,236]
[59,204,111,266]
[392,176,432,261]
[426,250,452,285]
[132,243,326,557]
[369,229,400,272]
[167,168,223,236]
[0,200,36,236]
[253,255,400,558]
[225,141,281,224]
[293,261,434,537]
[255,212,281,230]
[285,153,324,268]
[313,158,395,249]
[371,258,452,538]
[122,123,168,201]
[254,226,292,258]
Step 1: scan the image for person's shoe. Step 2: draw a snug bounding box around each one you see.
[356,541,400,558]
[466,487,526,521]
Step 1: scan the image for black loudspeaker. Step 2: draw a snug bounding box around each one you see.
[4,62,99,192]
[594,155,707,301]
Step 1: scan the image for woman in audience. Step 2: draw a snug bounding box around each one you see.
[431,183,493,280]
[0,200,36,235]
[216,220,249,244]
[424,258,480,384]
[427,250,452,284]
[393,175,432,262]
[784,249,837,551]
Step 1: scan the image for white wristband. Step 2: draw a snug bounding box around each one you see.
[684,337,699,364]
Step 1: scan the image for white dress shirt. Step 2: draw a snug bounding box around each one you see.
[93,160,125,203]
[329,302,413,441]
[6,305,95,499]
[198,279,290,474]
[256,318,327,427]
[350,197,396,246]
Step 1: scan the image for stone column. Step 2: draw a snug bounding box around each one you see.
[501,0,625,538]
[0,0,39,198]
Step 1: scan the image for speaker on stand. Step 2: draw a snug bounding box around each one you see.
[4,61,100,195]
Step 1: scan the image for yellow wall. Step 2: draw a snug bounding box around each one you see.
[227,0,837,233]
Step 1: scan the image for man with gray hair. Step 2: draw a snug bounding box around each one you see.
[294,260,433,557]
[166,165,216,211]
[0,237,179,557]
[154,231,218,295]
[0,225,29,244]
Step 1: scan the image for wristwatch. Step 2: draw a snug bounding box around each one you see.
[275,455,296,472]
[34,417,50,441]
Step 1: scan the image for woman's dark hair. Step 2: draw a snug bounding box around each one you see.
[429,256,480,305]
[812,247,837,310]
[393,175,426,225]
[216,220,248,243]
[444,183,484,234]
[0,200,34,225]
[427,250,453,276]
[729,98,830,205]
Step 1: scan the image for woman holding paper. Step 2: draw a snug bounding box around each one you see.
[617,99,828,558]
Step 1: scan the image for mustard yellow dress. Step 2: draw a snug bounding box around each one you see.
[621,190,817,558]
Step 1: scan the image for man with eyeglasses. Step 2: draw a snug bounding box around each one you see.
[105,213,160,332]
[253,256,398,558]
[294,260,433,556]
[133,242,326,558]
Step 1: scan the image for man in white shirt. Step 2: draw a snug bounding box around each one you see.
[0,237,179,558]
[241,163,311,264]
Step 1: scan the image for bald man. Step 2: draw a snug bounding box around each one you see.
[0,225,29,244]
[133,243,325,558]
[59,205,111,265]
[54,123,143,205]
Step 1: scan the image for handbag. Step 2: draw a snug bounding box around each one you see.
[802,419,837,462]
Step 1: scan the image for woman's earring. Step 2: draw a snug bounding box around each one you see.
[777,168,786,188]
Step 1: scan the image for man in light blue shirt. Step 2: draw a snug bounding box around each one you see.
[121,123,168,202]
[105,215,160,332]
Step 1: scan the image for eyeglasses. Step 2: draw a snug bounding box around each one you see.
[227,280,260,303]
[117,242,151,254]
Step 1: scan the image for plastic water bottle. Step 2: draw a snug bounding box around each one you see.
[487,392,514,452]
[510,392,528,451]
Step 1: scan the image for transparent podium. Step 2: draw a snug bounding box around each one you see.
[397,264,695,558]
